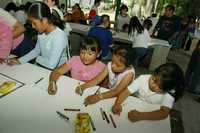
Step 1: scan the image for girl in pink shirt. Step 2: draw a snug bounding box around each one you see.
[48,36,105,95]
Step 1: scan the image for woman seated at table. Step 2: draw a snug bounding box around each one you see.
[128,16,151,66]
[8,2,69,70]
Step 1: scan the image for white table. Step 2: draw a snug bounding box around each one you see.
[0,63,171,133]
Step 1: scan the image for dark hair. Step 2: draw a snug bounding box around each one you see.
[111,45,132,67]
[122,23,129,31]
[120,4,128,13]
[28,2,65,30]
[153,63,185,101]
[5,2,18,12]
[52,0,59,6]
[75,3,81,9]
[94,0,101,5]
[81,36,101,53]
[24,2,32,13]
[143,19,152,30]
[165,5,175,12]
[101,14,110,23]
[128,16,144,35]
[151,13,157,17]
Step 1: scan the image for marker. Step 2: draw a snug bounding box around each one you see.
[64,108,80,111]
[88,114,96,131]
[35,77,44,84]
[94,86,101,95]
[103,111,110,123]
[109,114,117,128]
[56,111,69,121]
[100,108,105,120]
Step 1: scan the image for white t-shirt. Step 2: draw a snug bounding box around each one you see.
[128,75,175,108]
[116,15,130,31]
[129,29,150,48]
[0,8,17,26]
[107,62,135,89]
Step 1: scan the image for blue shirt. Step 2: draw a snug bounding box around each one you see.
[88,26,112,57]
[19,27,69,69]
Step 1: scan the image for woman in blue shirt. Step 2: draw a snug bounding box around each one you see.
[9,2,69,70]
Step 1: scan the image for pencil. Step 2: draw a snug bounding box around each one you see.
[56,111,69,121]
[88,114,96,131]
[100,107,105,120]
[35,77,44,84]
[103,111,110,123]
[78,82,83,96]
[94,86,101,95]
[109,114,117,128]
[64,108,80,111]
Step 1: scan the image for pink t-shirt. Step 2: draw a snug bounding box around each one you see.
[0,18,12,58]
[66,56,105,82]
[0,18,24,58]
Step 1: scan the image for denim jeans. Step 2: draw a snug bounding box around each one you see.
[131,47,147,67]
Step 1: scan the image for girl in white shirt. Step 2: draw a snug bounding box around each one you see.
[128,16,151,66]
[76,46,135,106]
[112,63,185,122]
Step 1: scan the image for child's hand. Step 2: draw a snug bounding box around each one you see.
[0,58,6,64]
[7,58,20,66]
[84,94,101,105]
[75,85,84,95]
[48,81,57,95]
[128,109,141,122]
[112,104,122,115]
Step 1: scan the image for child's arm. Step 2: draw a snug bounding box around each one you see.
[112,88,132,114]
[49,63,70,81]
[48,63,70,95]
[75,67,108,95]
[84,73,133,105]
[128,106,170,122]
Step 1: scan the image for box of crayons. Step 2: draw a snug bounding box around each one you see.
[75,113,92,133]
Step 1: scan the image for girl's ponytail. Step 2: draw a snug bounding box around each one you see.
[50,9,65,30]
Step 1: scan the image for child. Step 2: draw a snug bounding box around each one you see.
[8,2,69,70]
[48,36,105,95]
[88,14,112,61]
[116,4,130,31]
[112,63,185,122]
[128,16,150,66]
[75,46,135,106]
[143,18,153,31]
